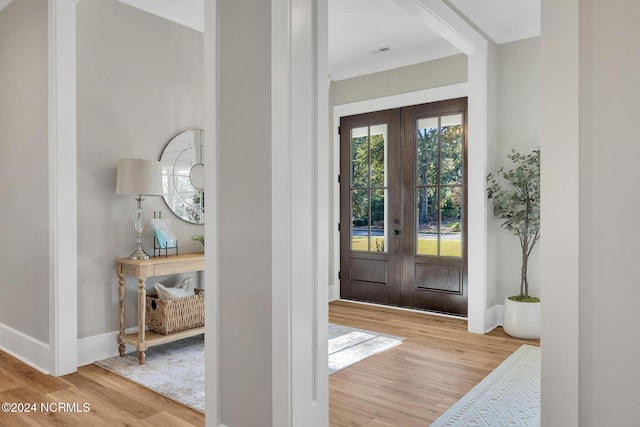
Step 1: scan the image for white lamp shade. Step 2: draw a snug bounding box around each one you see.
[116,159,162,196]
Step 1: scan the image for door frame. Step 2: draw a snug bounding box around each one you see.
[338,99,468,314]
[332,81,489,332]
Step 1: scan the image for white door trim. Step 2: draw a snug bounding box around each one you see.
[48,0,78,376]
[271,0,329,424]
[203,0,219,425]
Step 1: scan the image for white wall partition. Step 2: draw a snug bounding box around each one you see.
[207,0,327,425]
[542,1,640,425]
[540,0,579,424]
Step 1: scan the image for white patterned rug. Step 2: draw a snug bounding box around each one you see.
[431,344,541,426]
[95,324,403,412]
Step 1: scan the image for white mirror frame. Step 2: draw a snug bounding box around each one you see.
[160,129,205,224]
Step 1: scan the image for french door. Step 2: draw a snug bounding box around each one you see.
[339,98,468,315]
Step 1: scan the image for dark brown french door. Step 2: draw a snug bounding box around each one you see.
[339,98,468,316]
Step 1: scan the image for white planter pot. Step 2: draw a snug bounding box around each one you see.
[503,297,540,339]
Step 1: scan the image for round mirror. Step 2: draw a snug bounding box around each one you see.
[160,129,204,224]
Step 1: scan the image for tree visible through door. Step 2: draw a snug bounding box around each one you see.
[340,98,468,316]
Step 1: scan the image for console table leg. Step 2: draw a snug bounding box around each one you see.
[117,271,126,357]
[137,277,147,364]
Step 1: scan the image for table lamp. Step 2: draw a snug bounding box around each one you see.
[116,158,162,260]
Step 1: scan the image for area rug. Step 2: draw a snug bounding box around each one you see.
[431,344,540,426]
[96,335,205,413]
[328,323,404,375]
[95,324,403,412]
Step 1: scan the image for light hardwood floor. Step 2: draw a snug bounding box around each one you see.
[0,350,205,426]
[0,301,538,426]
[329,300,539,426]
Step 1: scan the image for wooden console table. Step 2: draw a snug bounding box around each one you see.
[115,253,205,364]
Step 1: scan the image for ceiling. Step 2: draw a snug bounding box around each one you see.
[329,0,540,80]
[0,0,11,13]
[115,0,540,81]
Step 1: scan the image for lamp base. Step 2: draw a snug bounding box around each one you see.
[128,243,150,260]
[128,195,150,260]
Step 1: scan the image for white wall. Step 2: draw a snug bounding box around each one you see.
[493,37,540,305]
[331,54,468,105]
[576,0,640,424]
[540,0,580,424]
[76,0,204,339]
[541,0,640,425]
[0,0,49,343]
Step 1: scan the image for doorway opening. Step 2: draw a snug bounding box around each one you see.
[339,97,467,316]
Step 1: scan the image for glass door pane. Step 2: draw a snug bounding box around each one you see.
[441,186,462,257]
[350,124,388,253]
[416,114,463,257]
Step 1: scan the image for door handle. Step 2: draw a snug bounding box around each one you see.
[393,230,401,235]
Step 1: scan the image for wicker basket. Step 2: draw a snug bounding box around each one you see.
[145,289,204,335]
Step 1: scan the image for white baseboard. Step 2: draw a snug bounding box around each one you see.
[77,328,137,367]
[328,284,339,301]
[485,304,504,333]
[332,299,505,334]
[0,322,51,374]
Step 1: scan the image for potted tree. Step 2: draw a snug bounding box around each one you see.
[486,148,540,339]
